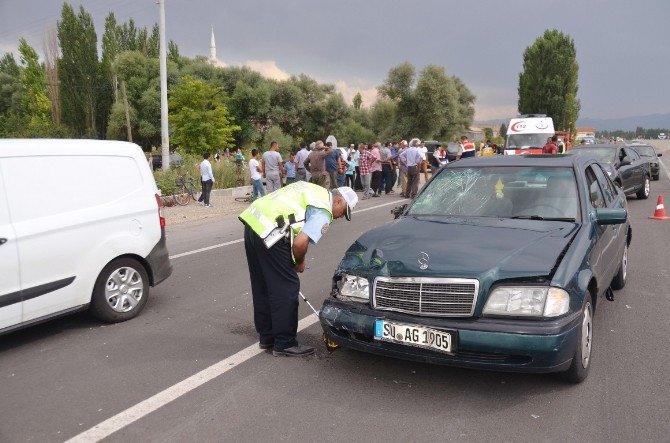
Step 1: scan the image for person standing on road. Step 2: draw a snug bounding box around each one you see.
[249,149,266,201]
[304,141,332,189]
[357,143,374,199]
[418,141,429,183]
[460,135,476,159]
[400,138,424,198]
[379,142,395,195]
[198,153,215,207]
[284,152,297,185]
[262,141,285,193]
[294,142,309,182]
[352,146,362,190]
[395,140,408,192]
[239,182,359,356]
[542,136,559,154]
[325,142,341,190]
[345,153,355,188]
[369,142,383,197]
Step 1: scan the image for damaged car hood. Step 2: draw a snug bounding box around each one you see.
[339,216,579,281]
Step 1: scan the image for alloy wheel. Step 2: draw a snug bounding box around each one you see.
[622,245,628,282]
[581,303,593,369]
[644,178,650,197]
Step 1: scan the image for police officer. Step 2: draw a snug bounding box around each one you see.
[239,181,358,356]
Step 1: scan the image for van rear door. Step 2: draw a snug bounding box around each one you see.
[0,163,22,331]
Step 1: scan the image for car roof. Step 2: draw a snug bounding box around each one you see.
[447,154,586,168]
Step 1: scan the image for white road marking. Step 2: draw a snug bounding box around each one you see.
[169,199,408,260]
[66,315,320,443]
[70,198,410,441]
[169,239,244,259]
[659,153,670,180]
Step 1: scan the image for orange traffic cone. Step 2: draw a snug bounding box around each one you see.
[649,195,670,220]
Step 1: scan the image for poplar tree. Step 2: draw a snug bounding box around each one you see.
[518,29,580,131]
[57,3,101,137]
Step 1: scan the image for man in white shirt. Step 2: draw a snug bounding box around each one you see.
[198,152,215,207]
[399,138,424,198]
[418,141,429,183]
[294,142,309,182]
[248,149,266,201]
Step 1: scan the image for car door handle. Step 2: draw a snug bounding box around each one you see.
[0,238,6,246]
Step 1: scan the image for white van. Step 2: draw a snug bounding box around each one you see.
[0,139,172,334]
[504,114,555,155]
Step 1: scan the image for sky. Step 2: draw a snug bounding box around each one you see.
[1,0,669,121]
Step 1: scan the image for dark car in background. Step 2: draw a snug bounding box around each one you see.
[320,155,630,382]
[151,153,184,169]
[569,144,650,199]
[424,140,462,165]
[629,143,662,180]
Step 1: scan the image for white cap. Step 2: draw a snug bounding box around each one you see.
[335,186,358,221]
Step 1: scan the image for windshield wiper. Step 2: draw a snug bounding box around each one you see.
[510,215,576,221]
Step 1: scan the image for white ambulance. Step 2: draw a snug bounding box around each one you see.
[504,114,555,155]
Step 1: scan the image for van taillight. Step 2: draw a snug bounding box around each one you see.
[155,193,166,228]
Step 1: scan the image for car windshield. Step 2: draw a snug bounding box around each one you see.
[506,133,549,150]
[631,145,656,157]
[569,148,616,164]
[408,166,579,220]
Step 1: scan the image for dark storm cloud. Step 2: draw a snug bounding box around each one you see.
[1,0,668,119]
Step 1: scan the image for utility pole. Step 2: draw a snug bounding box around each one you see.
[157,0,170,170]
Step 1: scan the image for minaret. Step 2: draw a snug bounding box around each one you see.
[209,26,216,63]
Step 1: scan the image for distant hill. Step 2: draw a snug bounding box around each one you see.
[476,113,670,131]
[576,113,670,131]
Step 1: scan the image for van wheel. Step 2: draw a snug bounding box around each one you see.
[558,296,593,383]
[90,258,149,322]
[636,176,650,199]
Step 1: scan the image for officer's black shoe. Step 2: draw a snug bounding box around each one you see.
[272,344,315,357]
[259,340,275,350]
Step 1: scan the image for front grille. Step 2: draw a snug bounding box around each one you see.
[373,277,479,317]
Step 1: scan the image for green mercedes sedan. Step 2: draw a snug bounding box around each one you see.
[319,155,631,382]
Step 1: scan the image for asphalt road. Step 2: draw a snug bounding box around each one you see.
[1,156,670,442]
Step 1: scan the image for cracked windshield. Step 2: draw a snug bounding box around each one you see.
[408,167,579,219]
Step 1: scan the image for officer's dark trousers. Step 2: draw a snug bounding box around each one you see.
[380,163,393,194]
[244,225,299,351]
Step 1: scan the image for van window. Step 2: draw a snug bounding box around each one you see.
[2,156,143,222]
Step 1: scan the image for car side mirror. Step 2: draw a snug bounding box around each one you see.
[391,204,407,219]
[620,157,631,166]
[595,208,627,225]
[658,153,663,157]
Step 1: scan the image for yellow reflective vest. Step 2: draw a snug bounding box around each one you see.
[239,181,333,239]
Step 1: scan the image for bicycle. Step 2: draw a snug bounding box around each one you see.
[173,176,199,206]
[234,193,252,203]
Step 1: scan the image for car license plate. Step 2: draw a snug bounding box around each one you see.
[374,320,452,353]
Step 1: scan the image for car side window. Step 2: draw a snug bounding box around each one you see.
[592,165,614,205]
[626,149,640,161]
[586,167,606,209]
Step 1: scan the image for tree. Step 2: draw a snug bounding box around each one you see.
[263,126,294,157]
[483,127,494,140]
[18,38,53,136]
[352,92,362,110]
[518,29,580,131]
[499,122,507,138]
[169,75,240,154]
[42,26,61,128]
[57,3,102,137]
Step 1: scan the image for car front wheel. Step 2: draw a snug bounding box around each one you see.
[90,258,150,322]
[636,176,650,199]
[558,296,593,383]
[611,243,628,290]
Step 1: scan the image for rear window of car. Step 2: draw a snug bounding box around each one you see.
[408,166,579,220]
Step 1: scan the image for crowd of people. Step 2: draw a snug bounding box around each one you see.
[231,136,494,202]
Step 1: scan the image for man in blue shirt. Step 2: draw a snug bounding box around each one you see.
[324,142,341,190]
[284,152,297,185]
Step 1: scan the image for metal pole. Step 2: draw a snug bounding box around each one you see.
[157,0,170,170]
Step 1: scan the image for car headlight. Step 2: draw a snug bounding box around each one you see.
[337,274,370,302]
[483,286,569,317]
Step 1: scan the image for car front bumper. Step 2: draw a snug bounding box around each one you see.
[319,298,581,373]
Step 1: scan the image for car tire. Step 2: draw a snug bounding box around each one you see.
[636,176,650,199]
[611,243,628,290]
[90,257,150,323]
[558,295,593,383]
